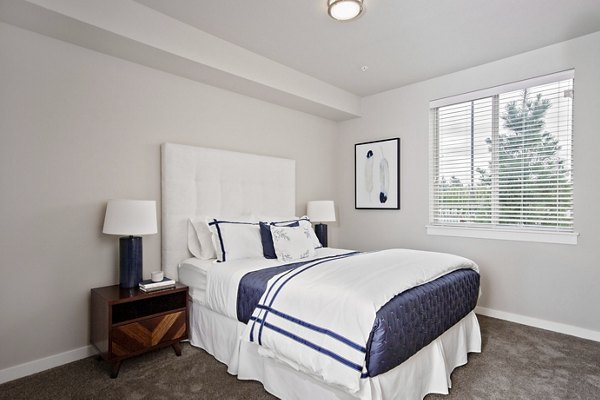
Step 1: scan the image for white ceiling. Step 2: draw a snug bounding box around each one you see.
[136,0,600,96]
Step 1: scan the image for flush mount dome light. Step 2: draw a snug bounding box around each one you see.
[328,0,364,21]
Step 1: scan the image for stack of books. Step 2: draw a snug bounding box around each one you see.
[139,277,176,292]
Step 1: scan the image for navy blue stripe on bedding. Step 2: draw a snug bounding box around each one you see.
[256,252,360,345]
[250,316,363,373]
[208,219,259,262]
[207,220,257,226]
[237,253,359,324]
[210,218,227,262]
[245,253,360,344]
[255,304,367,353]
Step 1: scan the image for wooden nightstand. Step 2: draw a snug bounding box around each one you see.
[91,283,188,378]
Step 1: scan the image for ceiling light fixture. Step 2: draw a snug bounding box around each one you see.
[328,0,364,21]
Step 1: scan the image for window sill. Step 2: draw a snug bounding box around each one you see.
[426,225,578,245]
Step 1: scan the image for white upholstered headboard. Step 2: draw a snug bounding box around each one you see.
[161,143,296,280]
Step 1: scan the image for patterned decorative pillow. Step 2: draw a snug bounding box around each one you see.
[270,225,317,262]
[260,216,322,250]
[298,216,323,249]
[259,220,300,259]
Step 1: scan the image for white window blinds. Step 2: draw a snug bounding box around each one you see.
[429,71,574,238]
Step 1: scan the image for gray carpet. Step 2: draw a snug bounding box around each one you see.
[1,315,599,400]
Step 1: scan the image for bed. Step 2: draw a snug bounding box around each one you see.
[161,143,481,400]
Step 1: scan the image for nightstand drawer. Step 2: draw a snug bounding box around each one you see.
[111,310,186,357]
[112,291,186,324]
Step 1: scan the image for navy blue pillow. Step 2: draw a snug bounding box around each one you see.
[260,221,299,259]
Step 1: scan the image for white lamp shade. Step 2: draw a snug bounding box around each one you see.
[103,199,157,236]
[307,200,336,222]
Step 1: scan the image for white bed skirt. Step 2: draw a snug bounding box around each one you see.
[188,298,481,400]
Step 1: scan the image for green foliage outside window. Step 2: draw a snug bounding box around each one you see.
[436,89,571,227]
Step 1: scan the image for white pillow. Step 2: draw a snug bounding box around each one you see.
[188,217,217,260]
[271,225,317,262]
[207,218,263,262]
[298,216,323,249]
[187,219,203,258]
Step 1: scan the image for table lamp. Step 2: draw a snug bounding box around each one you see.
[103,199,157,288]
[307,200,336,247]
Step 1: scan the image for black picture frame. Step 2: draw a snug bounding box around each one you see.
[355,138,400,209]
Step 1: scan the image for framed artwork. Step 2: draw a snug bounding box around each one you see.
[355,138,400,209]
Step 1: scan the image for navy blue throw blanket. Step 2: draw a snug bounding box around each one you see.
[365,268,479,376]
[237,256,479,378]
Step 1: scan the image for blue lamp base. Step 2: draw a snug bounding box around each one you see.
[314,223,328,248]
[119,236,143,289]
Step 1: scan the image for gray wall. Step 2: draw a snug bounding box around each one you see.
[336,32,600,333]
[0,22,339,370]
[2,16,599,375]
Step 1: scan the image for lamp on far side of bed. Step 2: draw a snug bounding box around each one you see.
[103,199,157,289]
[307,200,336,247]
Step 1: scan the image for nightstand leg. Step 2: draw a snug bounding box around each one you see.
[110,361,122,379]
[172,342,182,356]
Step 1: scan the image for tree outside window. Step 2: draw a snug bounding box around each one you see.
[431,77,573,232]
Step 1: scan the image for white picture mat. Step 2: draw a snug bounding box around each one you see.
[355,138,400,209]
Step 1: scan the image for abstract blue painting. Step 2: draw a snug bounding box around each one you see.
[355,138,400,209]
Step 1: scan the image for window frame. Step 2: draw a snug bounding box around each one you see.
[427,70,578,245]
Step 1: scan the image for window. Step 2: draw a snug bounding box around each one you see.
[428,71,576,244]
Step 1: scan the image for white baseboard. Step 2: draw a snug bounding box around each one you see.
[0,345,97,385]
[475,306,600,342]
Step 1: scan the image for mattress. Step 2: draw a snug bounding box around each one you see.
[178,257,215,303]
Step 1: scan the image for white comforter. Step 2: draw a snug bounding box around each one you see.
[206,248,351,319]
[240,249,479,394]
